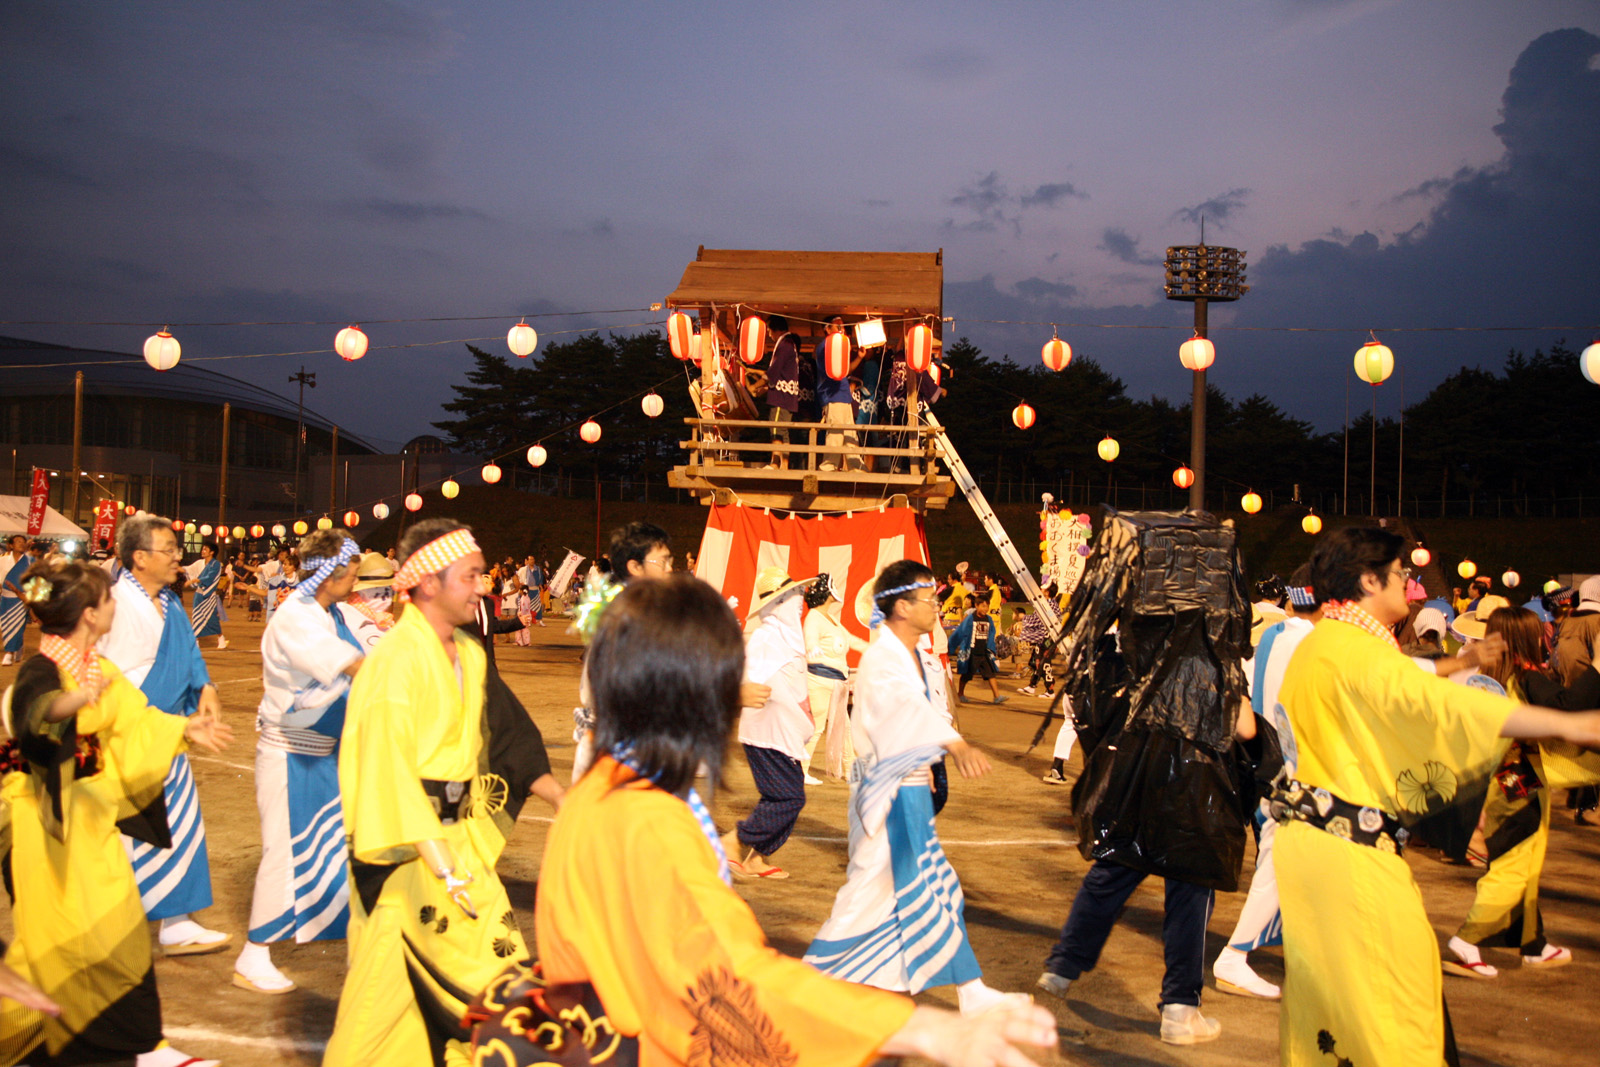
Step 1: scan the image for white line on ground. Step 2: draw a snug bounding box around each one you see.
[165,1025,326,1055]
[190,754,256,774]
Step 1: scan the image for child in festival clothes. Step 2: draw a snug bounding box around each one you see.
[805,560,1031,1016]
[0,559,232,1067]
[467,573,1057,1067]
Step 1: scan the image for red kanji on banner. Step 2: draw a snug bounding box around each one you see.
[25,469,50,536]
[92,498,120,553]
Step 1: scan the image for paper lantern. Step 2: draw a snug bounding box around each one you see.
[1501,569,1521,589]
[171,519,184,532]
[1354,340,1394,385]
[335,325,368,362]
[343,510,360,528]
[293,520,309,536]
[1457,559,1477,579]
[272,523,287,538]
[1302,514,1322,535]
[481,462,502,484]
[1172,466,1194,489]
[1544,578,1562,595]
[232,526,246,539]
[738,316,767,366]
[372,503,390,521]
[641,392,664,418]
[143,328,181,371]
[441,479,460,499]
[905,323,934,373]
[1411,546,1431,568]
[824,332,851,379]
[1581,341,1600,385]
[928,361,942,385]
[507,321,539,358]
[404,493,423,512]
[667,312,695,361]
[316,516,332,530]
[1041,336,1072,372]
[1011,402,1036,430]
[527,444,548,467]
[1241,491,1263,514]
[1179,334,1215,372]
[250,525,264,538]
[184,521,197,534]
[200,524,213,537]
[1097,436,1119,463]
[125,505,137,517]
[580,420,602,443]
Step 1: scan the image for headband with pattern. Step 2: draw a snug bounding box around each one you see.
[298,538,361,599]
[869,579,935,630]
[392,529,480,603]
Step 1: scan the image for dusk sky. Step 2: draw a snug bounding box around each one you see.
[3,1,1597,451]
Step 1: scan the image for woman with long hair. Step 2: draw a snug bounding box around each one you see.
[0,560,233,1067]
[470,574,1056,1067]
[1444,606,1597,977]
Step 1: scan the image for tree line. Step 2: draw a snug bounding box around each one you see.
[435,334,1600,518]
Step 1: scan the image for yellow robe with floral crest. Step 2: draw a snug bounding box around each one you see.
[323,608,524,1067]
[1275,619,1515,1067]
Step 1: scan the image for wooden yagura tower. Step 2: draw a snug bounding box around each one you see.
[664,247,956,514]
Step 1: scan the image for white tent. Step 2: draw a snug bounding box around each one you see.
[0,495,91,540]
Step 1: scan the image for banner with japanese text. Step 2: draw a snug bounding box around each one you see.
[26,469,50,536]
[92,498,120,552]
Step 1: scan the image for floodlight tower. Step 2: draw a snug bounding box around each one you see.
[1164,240,1248,510]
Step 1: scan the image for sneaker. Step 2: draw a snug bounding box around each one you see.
[1041,767,1068,786]
[1017,685,1037,696]
[216,637,229,650]
[1159,1003,1221,1045]
[803,774,822,786]
[992,695,1008,705]
[1035,972,1072,999]
[1213,947,1280,999]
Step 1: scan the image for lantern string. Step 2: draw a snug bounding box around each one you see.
[0,307,658,327]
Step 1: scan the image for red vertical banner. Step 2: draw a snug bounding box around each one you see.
[92,498,119,550]
[25,468,50,536]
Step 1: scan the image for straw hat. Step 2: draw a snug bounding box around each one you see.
[352,553,395,591]
[1251,604,1287,647]
[749,566,814,615]
[1451,595,1512,641]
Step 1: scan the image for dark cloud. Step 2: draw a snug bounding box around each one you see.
[1014,278,1080,303]
[1395,168,1472,201]
[1174,187,1252,226]
[1021,182,1088,207]
[1098,227,1160,266]
[343,198,492,224]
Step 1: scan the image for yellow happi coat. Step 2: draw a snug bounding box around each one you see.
[323,608,523,1067]
[0,657,187,1066]
[1275,618,1515,1067]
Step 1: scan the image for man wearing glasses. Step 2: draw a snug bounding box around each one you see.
[100,514,232,956]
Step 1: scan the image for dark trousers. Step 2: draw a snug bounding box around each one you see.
[1043,860,1214,1007]
[931,757,949,816]
[738,744,806,856]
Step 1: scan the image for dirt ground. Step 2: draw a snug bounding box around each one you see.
[4,614,1599,1067]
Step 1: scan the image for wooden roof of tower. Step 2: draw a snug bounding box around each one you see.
[666,247,943,318]
[665,247,956,513]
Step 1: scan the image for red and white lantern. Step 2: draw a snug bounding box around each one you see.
[343,510,360,527]
[824,332,851,379]
[1411,546,1431,568]
[335,325,368,362]
[1172,466,1194,489]
[404,493,423,512]
[906,323,934,374]
[1012,402,1036,430]
[667,312,695,361]
[739,316,767,366]
[1042,337,1072,372]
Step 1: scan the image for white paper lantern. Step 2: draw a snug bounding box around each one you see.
[527,444,548,467]
[143,328,181,371]
[641,392,664,418]
[508,321,539,358]
[481,462,502,484]
[1581,341,1600,385]
[272,523,287,538]
[1501,569,1521,589]
[372,502,390,520]
[580,420,602,444]
[1179,334,1215,372]
[335,325,368,362]
[199,524,213,537]
[1411,546,1431,568]
[404,493,423,512]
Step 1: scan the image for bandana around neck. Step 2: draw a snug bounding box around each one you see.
[1322,600,1400,652]
[39,633,103,694]
[610,745,730,886]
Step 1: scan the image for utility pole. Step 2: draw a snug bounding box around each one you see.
[329,425,339,518]
[219,403,231,558]
[289,367,316,520]
[70,372,83,527]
